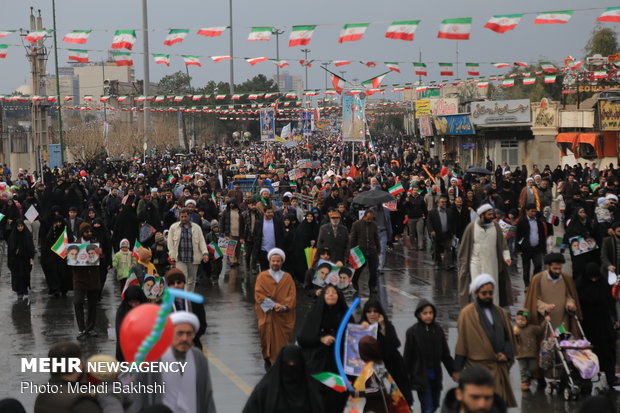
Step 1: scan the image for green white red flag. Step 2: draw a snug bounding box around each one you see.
[385,20,419,41]
[534,11,573,24]
[132,240,143,260]
[438,18,472,40]
[121,271,140,299]
[385,62,400,73]
[312,372,346,393]
[271,59,289,68]
[514,61,528,67]
[0,30,15,38]
[331,74,345,94]
[338,23,369,43]
[197,27,227,37]
[211,55,231,62]
[466,63,480,76]
[540,62,557,73]
[248,27,272,41]
[348,247,366,270]
[361,71,390,89]
[439,63,454,76]
[182,55,201,66]
[502,79,514,87]
[362,61,377,68]
[0,44,8,59]
[477,81,489,88]
[593,71,607,79]
[388,182,405,195]
[289,25,316,46]
[208,242,223,259]
[51,227,69,258]
[112,51,133,66]
[598,7,620,23]
[25,30,51,43]
[152,54,170,66]
[484,14,523,33]
[493,62,510,68]
[164,29,190,46]
[333,60,351,67]
[246,56,268,65]
[413,62,427,76]
[112,30,136,50]
[544,75,556,83]
[68,49,89,63]
[63,30,91,44]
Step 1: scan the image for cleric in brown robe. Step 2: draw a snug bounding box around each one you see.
[254,248,297,371]
[454,273,517,407]
[523,253,582,335]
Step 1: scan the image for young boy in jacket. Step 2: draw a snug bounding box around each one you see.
[513,308,543,391]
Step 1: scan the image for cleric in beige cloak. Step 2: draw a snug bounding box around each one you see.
[454,274,517,407]
[457,204,513,308]
[254,248,296,370]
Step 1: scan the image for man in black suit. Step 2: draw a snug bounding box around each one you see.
[317,209,349,266]
[252,204,285,271]
[448,196,471,241]
[427,195,454,269]
[65,206,83,242]
[516,204,547,287]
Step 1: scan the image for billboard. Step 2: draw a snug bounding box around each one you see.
[260,108,275,141]
[599,100,620,131]
[471,99,531,125]
[433,114,475,135]
[342,93,366,141]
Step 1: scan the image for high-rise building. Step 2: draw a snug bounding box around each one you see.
[273,71,304,95]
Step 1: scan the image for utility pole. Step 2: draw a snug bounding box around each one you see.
[272,28,284,91]
[301,48,310,89]
[185,65,196,148]
[228,0,235,94]
[141,0,151,149]
[51,0,63,165]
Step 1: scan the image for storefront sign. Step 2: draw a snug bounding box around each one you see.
[471,99,531,125]
[433,114,475,135]
[415,100,431,118]
[430,98,459,116]
[418,115,433,137]
[461,143,476,150]
[599,100,620,130]
[531,98,559,135]
[578,84,620,93]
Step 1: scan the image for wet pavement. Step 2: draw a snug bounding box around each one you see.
[1,242,618,412]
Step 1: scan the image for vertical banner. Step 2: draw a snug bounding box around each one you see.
[260,107,276,141]
[342,93,366,141]
[302,110,312,137]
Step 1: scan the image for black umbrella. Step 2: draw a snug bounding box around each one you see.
[466,166,492,175]
[352,189,396,206]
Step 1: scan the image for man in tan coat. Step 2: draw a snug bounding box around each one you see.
[454,273,517,407]
[254,248,296,371]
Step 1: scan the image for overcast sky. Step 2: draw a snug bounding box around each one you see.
[1,0,617,93]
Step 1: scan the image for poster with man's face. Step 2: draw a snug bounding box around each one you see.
[66,243,100,266]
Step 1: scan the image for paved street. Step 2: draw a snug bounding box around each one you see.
[1,243,617,412]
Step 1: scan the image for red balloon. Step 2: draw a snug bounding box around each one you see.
[80,170,87,177]
[120,303,174,363]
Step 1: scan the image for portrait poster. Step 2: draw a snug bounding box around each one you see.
[66,242,100,266]
[342,93,366,142]
[568,236,598,256]
[143,275,166,302]
[344,323,378,376]
[260,108,275,141]
[226,239,238,257]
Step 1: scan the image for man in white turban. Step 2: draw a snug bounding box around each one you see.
[454,274,517,407]
[131,311,217,413]
[254,248,296,371]
[457,203,513,307]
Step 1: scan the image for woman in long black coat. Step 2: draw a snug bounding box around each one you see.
[359,299,413,406]
[114,285,148,361]
[578,263,617,387]
[7,220,35,299]
[112,204,138,252]
[297,285,349,413]
[564,207,602,282]
[293,212,320,282]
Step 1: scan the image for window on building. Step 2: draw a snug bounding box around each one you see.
[500,140,519,166]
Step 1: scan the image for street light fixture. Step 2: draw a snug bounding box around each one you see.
[301,48,310,89]
[272,29,284,91]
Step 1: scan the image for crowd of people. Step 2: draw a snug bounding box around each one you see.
[0,134,618,412]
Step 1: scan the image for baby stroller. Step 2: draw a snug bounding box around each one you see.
[540,311,605,401]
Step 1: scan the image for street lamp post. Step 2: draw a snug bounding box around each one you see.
[228,0,235,94]
[301,48,310,89]
[141,0,151,149]
[272,29,284,91]
[51,0,64,164]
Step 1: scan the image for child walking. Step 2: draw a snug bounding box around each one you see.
[513,308,543,391]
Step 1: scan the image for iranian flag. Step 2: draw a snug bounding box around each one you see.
[112,51,133,66]
[289,25,316,46]
[324,89,337,95]
[51,227,69,258]
[164,29,190,46]
[174,95,185,102]
[215,94,227,100]
[25,30,51,43]
[568,60,583,70]
[182,55,201,66]
[231,94,242,100]
[312,372,346,393]
[152,54,170,66]
[593,70,607,79]
[207,242,223,259]
[112,30,136,50]
[100,96,110,102]
[248,26,272,41]
[63,96,73,102]
[477,81,489,88]
[192,95,202,101]
[271,59,289,68]
[385,62,400,72]
[502,79,514,87]
[361,72,389,89]
[385,20,420,41]
[388,182,405,195]
[413,62,427,76]
[0,44,8,59]
[331,74,346,94]
[211,55,232,62]
[534,11,573,24]
[132,240,143,260]
[514,61,528,67]
[333,60,351,67]
[63,30,91,44]
[246,56,268,65]
[197,27,227,37]
[466,63,480,76]
[439,63,454,76]
[299,59,313,67]
[540,62,557,73]
[348,246,366,269]
[493,62,511,69]
[121,271,140,299]
[544,75,556,83]
[31,95,45,102]
[134,95,146,101]
[599,7,620,23]
[0,30,15,38]
[155,95,165,102]
[68,49,89,63]
[437,18,472,40]
[484,14,523,33]
[117,95,128,102]
[362,61,377,67]
[338,23,369,43]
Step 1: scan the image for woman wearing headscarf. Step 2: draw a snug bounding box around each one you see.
[297,285,349,413]
[564,207,602,281]
[111,204,138,253]
[92,217,112,297]
[359,300,413,406]
[114,285,147,361]
[7,220,34,299]
[293,212,320,282]
[242,345,323,413]
[577,263,617,387]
